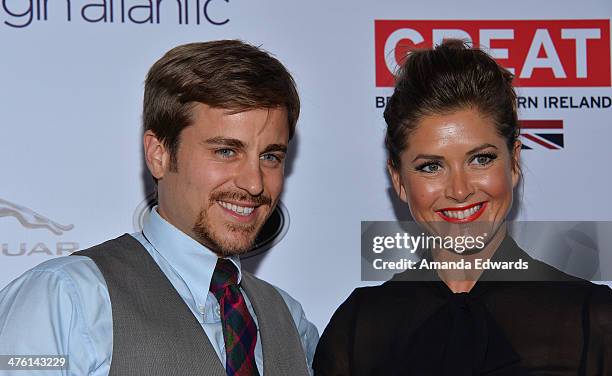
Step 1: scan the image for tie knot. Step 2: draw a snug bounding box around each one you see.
[210,258,239,294]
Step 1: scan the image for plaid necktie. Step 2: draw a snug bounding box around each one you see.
[209,258,260,376]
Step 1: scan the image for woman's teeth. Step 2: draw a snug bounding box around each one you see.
[442,203,482,219]
[218,201,255,216]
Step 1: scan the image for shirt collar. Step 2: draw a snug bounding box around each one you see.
[142,206,243,294]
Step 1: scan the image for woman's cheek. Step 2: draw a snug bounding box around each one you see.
[405,175,444,220]
[479,166,513,200]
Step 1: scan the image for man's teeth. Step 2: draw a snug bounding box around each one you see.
[218,201,255,216]
[442,204,483,219]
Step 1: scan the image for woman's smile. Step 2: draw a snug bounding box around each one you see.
[389,108,521,250]
[436,201,488,223]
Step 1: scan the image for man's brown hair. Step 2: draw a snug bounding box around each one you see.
[143,40,300,169]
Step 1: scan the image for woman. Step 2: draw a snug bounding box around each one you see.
[313,40,612,375]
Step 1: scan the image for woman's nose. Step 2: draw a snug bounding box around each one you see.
[444,169,475,203]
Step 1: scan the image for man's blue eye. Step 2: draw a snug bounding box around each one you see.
[216,149,235,158]
[261,154,280,162]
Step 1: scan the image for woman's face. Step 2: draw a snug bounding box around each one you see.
[389,108,521,246]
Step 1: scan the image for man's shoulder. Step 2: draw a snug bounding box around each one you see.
[0,253,109,313]
[270,282,304,315]
[73,233,142,258]
[18,253,105,284]
[240,271,314,328]
[0,235,125,303]
[0,248,113,375]
[241,271,301,311]
[0,254,109,329]
[27,233,141,283]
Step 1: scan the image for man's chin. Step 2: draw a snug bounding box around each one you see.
[195,231,258,257]
[213,246,256,258]
[193,209,271,257]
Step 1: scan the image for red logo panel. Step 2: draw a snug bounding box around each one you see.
[375,20,611,87]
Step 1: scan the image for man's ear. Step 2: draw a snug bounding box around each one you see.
[387,160,408,203]
[143,130,171,180]
[511,140,522,189]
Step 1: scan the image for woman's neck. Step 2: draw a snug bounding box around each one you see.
[431,224,508,293]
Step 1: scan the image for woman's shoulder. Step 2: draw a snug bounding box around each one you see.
[347,280,433,303]
[329,284,404,315]
[523,255,585,282]
[587,282,612,324]
[524,257,612,295]
[329,282,441,326]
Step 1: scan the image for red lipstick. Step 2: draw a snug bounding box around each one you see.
[436,201,487,223]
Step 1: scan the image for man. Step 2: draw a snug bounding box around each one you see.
[0,40,318,376]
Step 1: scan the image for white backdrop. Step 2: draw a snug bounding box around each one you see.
[1,0,611,331]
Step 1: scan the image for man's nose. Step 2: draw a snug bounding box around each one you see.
[444,168,475,202]
[234,158,264,197]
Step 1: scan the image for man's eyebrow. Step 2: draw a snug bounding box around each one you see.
[203,137,246,149]
[262,144,287,154]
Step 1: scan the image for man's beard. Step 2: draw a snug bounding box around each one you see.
[193,191,273,257]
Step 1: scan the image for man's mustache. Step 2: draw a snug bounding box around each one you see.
[210,191,272,206]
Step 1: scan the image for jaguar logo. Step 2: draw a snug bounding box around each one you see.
[133,192,290,258]
[0,198,74,235]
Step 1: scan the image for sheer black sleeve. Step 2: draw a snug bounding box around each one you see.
[312,289,361,376]
[584,284,612,375]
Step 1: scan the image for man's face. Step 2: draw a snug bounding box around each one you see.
[146,104,289,256]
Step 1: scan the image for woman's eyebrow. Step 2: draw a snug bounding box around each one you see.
[412,154,444,162]
[466,143,498,155]
[412,143,498,162]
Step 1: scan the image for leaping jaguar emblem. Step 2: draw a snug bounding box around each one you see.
[0,198,74,235]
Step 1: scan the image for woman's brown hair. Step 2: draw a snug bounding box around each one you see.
[384,39,519,170]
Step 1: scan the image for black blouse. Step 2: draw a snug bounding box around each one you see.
[313,236,612,375]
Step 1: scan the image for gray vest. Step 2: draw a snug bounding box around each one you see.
[73,234,309,376]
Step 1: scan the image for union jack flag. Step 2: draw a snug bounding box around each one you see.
[518,120,564,150]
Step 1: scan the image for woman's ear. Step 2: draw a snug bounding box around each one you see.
[511,140,522,188]
[387,160,408,203]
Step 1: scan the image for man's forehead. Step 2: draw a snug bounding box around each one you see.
[190,105,288,140]
[202,136,287,150]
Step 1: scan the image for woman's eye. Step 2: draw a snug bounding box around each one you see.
[417,162,441,173]
[470,153,497,166]
[215,149,235,158]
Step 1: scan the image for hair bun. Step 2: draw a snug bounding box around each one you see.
[437,38,470,50]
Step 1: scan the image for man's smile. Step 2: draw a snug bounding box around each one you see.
[217,200,260,222]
